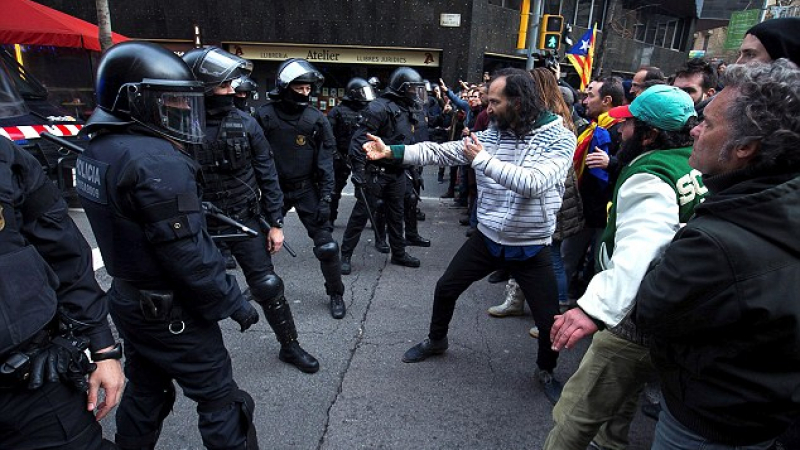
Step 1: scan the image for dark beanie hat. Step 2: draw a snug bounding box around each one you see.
[745,17,800,65]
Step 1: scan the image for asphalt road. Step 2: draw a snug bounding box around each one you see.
[71,168,656,449]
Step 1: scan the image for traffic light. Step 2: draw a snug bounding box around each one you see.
[538,14,564,51]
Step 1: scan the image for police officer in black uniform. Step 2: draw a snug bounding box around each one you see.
[0,137,124,449]
[233,75,259,116]
[256,58,346,320]
[340,67,427,274]
[326,77,376,225]
[183,47,319,374]
[75,42,260,450]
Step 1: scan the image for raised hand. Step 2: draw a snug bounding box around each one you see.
[363,133,391,161]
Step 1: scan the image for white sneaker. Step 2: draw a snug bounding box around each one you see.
[487,279,525,317]
[529,326,539,338]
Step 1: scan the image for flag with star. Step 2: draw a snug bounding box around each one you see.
[566,24,597,91]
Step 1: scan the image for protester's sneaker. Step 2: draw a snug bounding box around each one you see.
[529,326,540,339]
[402,337,448,363]
[536,368,563,405]
[488,280,525,317]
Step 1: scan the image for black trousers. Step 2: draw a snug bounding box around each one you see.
[282,186,345,296]
[109,281,250,449]
[0,380,113,449]
[341,170,406,257]
[330,158,350,224]
[429,231,560,371]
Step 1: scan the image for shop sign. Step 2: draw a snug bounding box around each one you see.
[229,44,440,67]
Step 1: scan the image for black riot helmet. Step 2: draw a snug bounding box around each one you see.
[367,76,381,90]
[232,75,258,97]
[182,47,253,96]
[232,75,258,111]
[342,77,376,103]
[386,67,427,106]
[270,58,324,106]
[84,41,206,144]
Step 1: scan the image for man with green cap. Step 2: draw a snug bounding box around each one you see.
[543,85,709,450]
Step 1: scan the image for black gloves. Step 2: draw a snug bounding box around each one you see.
[351,171,365,186]
[231,301,259,332]
[28,335,95,391]
[316,199,331,225]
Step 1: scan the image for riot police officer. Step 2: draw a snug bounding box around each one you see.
[233,75,259,116]
[75,41,259,449]
[326,77,376,225]
[256,58,346,320]
[0,137,124,449]
[340,66,428,274]
[183,47,319,374]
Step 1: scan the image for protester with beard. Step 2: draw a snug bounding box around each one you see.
[544,85,708,450]
[362,68,575,404]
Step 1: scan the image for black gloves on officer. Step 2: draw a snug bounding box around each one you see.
[316,198,332,225]
[230,301,260,332]
[27,335,96,391]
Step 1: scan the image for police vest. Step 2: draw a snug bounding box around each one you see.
[76,133,196,285]
[372,98,418,146]
[196,112,259,218]
[0,144,59,355]
[259,103,322,185]
[331,104,362,155]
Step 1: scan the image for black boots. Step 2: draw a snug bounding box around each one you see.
[405,235,431,247]
[340,254,352,275]
[279,341,320,374]
[391,253,420,268]
[259,294,319,373]
[330,294,346,319]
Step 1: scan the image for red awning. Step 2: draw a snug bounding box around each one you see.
[0,0,129,52]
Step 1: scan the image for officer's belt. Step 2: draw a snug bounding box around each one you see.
[367,165,403,175]
[280,178,313,191]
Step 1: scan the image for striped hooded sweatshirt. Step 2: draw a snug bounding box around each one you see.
[398,115,576,246]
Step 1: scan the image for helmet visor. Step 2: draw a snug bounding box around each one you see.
[355,85,377,102]
[195,49,252,89]
[128,80,206,144]
[406,83,428,105]
[278,60,323,89]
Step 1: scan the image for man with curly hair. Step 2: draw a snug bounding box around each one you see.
[635,59,800,449]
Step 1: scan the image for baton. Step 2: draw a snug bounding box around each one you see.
[40,132,85,154]
[355,183,382,243]
[202,202,259,237]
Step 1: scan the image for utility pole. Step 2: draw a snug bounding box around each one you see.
[525,0,544,70]
[95,0,113,52]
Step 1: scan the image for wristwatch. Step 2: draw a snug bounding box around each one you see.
[91,342,123,361]
[271,219,284,229]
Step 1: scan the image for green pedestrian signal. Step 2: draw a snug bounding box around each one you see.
[538,14,564,51]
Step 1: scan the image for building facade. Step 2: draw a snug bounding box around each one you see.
[32,0,699,110]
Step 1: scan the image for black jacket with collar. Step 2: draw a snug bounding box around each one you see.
[634,168,800,445]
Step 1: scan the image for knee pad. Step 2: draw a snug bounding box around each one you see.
[313,241,339,262]
[249,274,284,304]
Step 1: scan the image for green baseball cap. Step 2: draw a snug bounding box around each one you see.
[608,85,697,131]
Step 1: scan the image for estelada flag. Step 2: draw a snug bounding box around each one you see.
[566,25,597,91]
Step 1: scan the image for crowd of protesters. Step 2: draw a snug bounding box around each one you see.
[399,16,800,450]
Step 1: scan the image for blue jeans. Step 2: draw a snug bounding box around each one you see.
[652,403,775,450]
[551,240,567,304]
